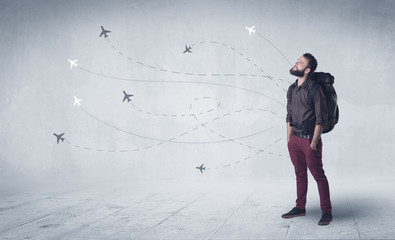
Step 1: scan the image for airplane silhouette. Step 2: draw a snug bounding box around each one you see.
[74,96,82,106]
[183,45,192,54]
[68,59,78,69]
[122,90,134,102]
[99,26,111,38]
[245,25,256,36]
[196,164,206,173]
[53,133,65,144]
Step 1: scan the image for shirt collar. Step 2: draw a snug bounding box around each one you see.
[297,77,312,89]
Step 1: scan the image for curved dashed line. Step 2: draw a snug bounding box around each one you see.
[75,35,291,166]
[186,41,292,85]
[129,97,221,118]
[104,38,292,89]
[206,145,289,172]
[256,32,293,67]
[65,98,285,154]
[77,66,285,107]
[69,105,279,154]
[189,108,289,170]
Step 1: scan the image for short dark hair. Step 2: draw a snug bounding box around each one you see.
[303,53,318,74]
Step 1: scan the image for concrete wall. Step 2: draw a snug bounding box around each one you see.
[1,0,394,192]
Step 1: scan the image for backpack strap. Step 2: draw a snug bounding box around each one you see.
[302,80,319,136]
[308,81,318,110]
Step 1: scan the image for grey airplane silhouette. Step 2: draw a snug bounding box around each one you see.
[183,45,192,53]
[53,133,65,144]
[99,26,111,38]
[122,90,134,102]
[196,164,205,173]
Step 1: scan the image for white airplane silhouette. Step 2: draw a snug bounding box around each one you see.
[73,96,83,106]
[245,25,256,36]
[68,59,78,69]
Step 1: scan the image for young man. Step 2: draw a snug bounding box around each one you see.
[282,53,332,225]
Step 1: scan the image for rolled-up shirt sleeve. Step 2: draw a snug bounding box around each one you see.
[314,86,328,126]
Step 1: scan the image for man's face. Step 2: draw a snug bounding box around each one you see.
[290,56,309,77]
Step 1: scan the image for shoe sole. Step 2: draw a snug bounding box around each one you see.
[318,219,332,226]
[281,212,306,219]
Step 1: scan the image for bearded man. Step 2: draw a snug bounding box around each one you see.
[282,53,333,226]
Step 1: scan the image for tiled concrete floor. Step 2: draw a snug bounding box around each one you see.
[1,179,394,240]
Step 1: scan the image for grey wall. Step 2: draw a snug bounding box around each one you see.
[1,0,394,191]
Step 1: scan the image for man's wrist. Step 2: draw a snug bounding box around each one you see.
[311,137,320,146]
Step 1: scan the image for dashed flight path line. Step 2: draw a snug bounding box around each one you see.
[63,100,288,161]
[130,96,221,118]
[256,32,293,67]
[76,66,286,107]
[105,38,292,89]
[188,41,291,84]
[77,97,288,171]
[187,102,288,171]
[206,141,290,172]
[61,102,289,171]
[78,106,277,145]
[129,96,285,152]
[59,27,293,172]
[206,146,288,172]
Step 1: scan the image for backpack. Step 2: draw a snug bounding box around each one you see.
[289,72,339,134]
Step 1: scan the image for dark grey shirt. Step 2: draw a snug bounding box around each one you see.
[286,78,328,132]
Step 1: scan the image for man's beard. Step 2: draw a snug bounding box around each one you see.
[289,67,307,77]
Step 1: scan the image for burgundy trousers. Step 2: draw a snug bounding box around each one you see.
[288,135,332,214]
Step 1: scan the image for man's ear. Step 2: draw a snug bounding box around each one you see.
[305,68,311,74]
